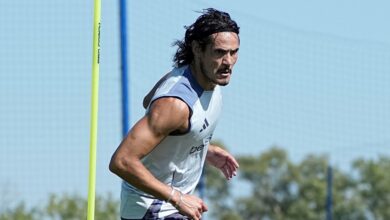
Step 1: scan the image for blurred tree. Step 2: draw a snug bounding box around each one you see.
[44,193,119,220]
[94,193,119,220]
[2,150,389,220]
[0,202,39,220]
[206,147,369,220]
[237,147,297,220]
[353,157,390,220]
[0,193,118,220]
[331,165,366,220]
[45,193,87,219]
[287,154,328,220]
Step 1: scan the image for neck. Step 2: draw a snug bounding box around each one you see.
[189,62,215,91]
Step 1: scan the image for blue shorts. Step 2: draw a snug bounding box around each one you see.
[121,212,189,220]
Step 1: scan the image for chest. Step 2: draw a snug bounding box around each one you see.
[188,91,222,140]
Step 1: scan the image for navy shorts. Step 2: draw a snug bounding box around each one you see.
[121,212,189,220]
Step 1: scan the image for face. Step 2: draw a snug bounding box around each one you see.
[194,32,240,89]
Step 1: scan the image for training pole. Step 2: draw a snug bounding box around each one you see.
[87,0,101,219]
[119,0,130,137]
[326,165,333,220]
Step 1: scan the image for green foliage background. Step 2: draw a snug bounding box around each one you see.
[1,146,390,220]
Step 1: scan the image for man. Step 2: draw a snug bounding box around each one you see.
[109,8,240,220]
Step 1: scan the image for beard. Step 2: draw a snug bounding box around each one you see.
[199,60,230,87]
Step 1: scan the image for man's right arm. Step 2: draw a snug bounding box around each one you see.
[110,97,186,199]
[109,97,207,220]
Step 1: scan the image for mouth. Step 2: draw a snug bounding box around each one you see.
[217,68,231,77]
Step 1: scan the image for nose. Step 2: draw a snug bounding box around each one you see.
[222,53,236,66]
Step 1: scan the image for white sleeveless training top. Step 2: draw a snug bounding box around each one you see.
[120,65,223,219]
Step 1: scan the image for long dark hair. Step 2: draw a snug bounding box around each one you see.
[172,8,240,67]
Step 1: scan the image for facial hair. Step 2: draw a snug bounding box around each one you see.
[199,59,230,87]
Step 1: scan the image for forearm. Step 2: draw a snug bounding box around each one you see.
[110,155,172,201]
[110,98,194,206]
[206,144,219,162]
[109,125,172,201]
[205,144,239,180]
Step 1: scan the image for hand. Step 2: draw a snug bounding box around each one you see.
[172,192,208,220]
[206,145,239,180]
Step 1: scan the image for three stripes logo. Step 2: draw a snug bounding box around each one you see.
[199,118,209,132]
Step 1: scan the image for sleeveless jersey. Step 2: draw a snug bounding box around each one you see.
[120,66,223,219]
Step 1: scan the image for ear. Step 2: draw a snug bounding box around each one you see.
[191,40,201,57]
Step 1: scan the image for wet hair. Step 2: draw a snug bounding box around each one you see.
[172,8,240,67]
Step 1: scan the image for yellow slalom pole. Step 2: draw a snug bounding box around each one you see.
[87,0,101,219]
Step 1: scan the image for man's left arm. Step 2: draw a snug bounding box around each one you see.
[206,144,239,180]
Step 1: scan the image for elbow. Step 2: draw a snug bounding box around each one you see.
[109,154,126,176]
[109,151,139,177]
[108,156,117,174]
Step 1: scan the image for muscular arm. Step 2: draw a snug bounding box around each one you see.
[109,97,188,200]
[109,97,207,219]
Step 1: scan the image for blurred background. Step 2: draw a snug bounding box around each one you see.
[1,1,389,219]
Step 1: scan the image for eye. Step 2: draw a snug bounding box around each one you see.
[230,49,239,56]
[215,49,227,56]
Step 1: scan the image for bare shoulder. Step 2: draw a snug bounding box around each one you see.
[147,97,190,135]
[143,72,171,109]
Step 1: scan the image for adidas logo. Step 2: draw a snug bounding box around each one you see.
[199,118,209,132]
